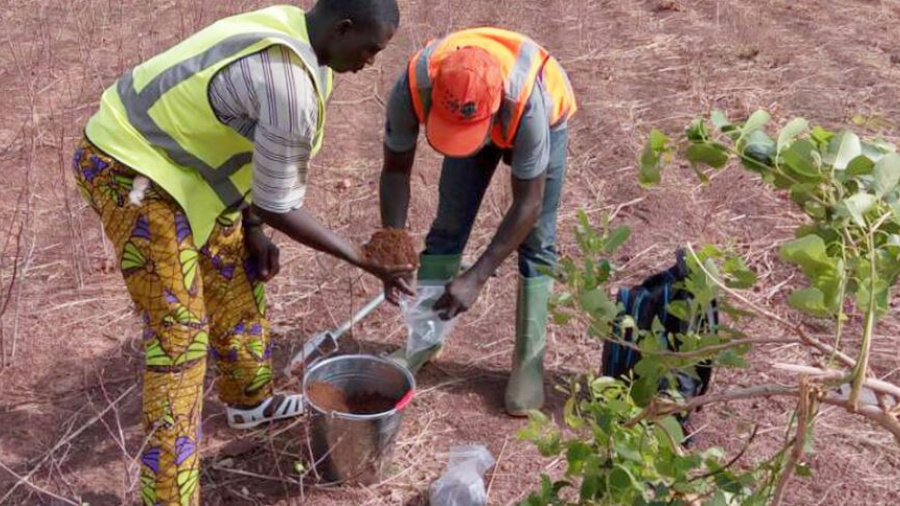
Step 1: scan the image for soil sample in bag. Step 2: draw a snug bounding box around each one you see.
[307,381,399,415]
[363,228,419,269]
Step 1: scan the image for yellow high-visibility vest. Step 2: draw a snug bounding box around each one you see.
[86,5,333,245]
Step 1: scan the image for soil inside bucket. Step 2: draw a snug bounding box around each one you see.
[307,381,401,415]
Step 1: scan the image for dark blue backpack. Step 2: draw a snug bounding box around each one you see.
[601,250,717,401]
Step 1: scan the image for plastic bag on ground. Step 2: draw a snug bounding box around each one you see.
[429,445,495,506]
[400,283,457,357]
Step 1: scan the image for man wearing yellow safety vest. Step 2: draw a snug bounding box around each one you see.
[379,28,577,416]
[72,1,408,504]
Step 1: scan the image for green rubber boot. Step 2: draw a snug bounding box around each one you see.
[390,254,462,374]
[505,275,553,416]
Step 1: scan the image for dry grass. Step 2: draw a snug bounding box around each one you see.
[1,0,900,504]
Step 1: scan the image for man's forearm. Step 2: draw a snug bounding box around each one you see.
[468,175,546,282]
[380,144,416,228]
[380,171,411,228]
[468,200,541,282]
[253,205,362,267]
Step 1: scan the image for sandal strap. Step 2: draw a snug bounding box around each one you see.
[226,394,305,429]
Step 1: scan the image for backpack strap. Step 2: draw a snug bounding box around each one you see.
[657,276,674,350]
[606,288,630,376]
[624,288,647,369]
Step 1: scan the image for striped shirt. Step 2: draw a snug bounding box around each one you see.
[208,45,322,213]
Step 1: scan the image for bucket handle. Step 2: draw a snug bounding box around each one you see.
[395,389,415,411]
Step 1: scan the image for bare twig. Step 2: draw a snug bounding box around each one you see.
[628,383,900,445]
[772,378,814,506]
[0,222,23,368]
[0,460,79,505]
[0,383,137,505]
[690,425,759,483]
[773,363,900,400]
[486,436,509,502]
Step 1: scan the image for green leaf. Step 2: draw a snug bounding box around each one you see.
[711,110,732,132]
[704,491,729,506]
[718,349,748,367]
[566,441,592,473]
[803,200,826,219]
[563,396,583,429]
[839,192,877,227]
[741,110,771,137]
[614,438,643,463]
[609,464,640,493]
[604,225,631,254]
[649,128,668,151]
[590,376,618,396]
[741,130,776,171]
[581,289,618,319]
[780,235,832,276]
[789,287,830,316]
[790,183,819,207]
[686,118,709,142]
[580,473,600,500]
[639,129,670,187]
[781,140,821,181]
[552,312,573,325]
[657,416,686,446]
[686,143,730,169]
[872,153,900,198]
[666,300,690,321]
[722,256,758,289]
[855,277,890,314]
[810,125,835,146]
[777,117,809,151]
[795,463,813,477]
[847,155,875,177]
[862,140,893,162]
[829,130,863,170]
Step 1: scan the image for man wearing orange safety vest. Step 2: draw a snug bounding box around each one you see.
[379,28,577,415]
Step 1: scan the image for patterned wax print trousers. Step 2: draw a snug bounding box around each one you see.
[73,139,273,505]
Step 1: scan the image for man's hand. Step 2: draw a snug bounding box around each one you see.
[433,271,485,320]
[244,226,280,282]
[381,273,415,305]
[357,251,416,303]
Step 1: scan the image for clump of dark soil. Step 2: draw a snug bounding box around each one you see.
[307,381,399,415]
[362,228,419,269]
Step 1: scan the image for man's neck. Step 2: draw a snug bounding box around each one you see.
[304,11,328,66]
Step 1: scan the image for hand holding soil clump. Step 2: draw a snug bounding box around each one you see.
[363,228,420,269]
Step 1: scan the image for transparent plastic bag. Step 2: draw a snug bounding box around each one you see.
[429,445,495,506]
[400,283,457,357]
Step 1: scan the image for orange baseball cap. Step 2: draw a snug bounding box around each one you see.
[426,46,504,158]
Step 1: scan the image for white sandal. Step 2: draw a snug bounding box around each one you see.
[226,394,305,430]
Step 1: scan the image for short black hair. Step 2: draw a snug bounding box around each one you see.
[314,0,400,29]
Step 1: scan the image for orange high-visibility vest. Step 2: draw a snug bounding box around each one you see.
[407,28,577,149]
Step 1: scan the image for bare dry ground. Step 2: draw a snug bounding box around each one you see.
[1,0,899,504]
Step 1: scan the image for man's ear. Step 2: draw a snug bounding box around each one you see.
[335,18,354,35]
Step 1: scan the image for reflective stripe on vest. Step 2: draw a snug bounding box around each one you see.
[408,29,575,149]
[116,31,329,207]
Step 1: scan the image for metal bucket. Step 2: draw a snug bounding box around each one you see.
[302,354,415,485]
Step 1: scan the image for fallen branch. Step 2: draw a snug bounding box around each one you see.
[628,384,900,445]
[773,363,900,401]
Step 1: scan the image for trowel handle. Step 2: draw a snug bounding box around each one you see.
[332,292,386,339]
